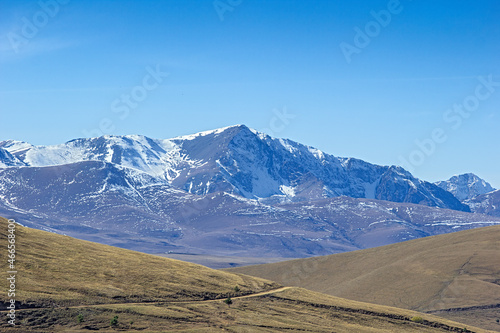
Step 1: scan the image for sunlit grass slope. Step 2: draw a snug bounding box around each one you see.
[229,225,500,331]
[0,217,493,332]
[0,217,277,307]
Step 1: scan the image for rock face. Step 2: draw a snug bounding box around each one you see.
[0,148,25,167]
[1,125,496,258]
[435,173,495,201]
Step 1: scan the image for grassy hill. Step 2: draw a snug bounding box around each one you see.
[0,217,278,308]
[228,225,500,331]
[0,217,494,332]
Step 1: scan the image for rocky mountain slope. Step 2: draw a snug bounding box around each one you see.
[466,189,500,217]
[435,173,495,201]
[0,160,498,258]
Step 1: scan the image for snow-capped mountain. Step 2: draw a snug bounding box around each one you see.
[435,173,496,201]
[0,125,498,260]
[0,125,469,211]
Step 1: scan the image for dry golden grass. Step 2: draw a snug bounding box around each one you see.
[431,308,500,333]
[2,287,494,332]
[0,217,278,307]
[228,225,500,331]
[0,217,494,332]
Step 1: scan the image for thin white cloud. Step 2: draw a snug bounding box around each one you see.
[0,36,76,62]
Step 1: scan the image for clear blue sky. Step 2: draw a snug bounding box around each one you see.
[1,0,499,187]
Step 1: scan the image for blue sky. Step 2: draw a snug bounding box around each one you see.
[1,0,499,187]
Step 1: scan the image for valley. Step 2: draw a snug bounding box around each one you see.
[1,126,499,331]
[0,217,493,332]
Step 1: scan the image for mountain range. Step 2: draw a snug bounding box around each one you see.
[0,125,498,260]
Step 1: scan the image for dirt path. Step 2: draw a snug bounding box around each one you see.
[2,286,293,312]
[231,286,292,299]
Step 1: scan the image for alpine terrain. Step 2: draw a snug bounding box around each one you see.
[0,125,499,261]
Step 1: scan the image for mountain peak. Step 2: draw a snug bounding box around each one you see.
[435,173,495,201]
[170,124,253,141]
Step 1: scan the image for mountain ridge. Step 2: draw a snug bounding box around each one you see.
[2,125,499,261]
[0,124,470,211]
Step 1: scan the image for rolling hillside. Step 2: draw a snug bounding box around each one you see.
[0,217,491,332]
[228,225,500,331]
